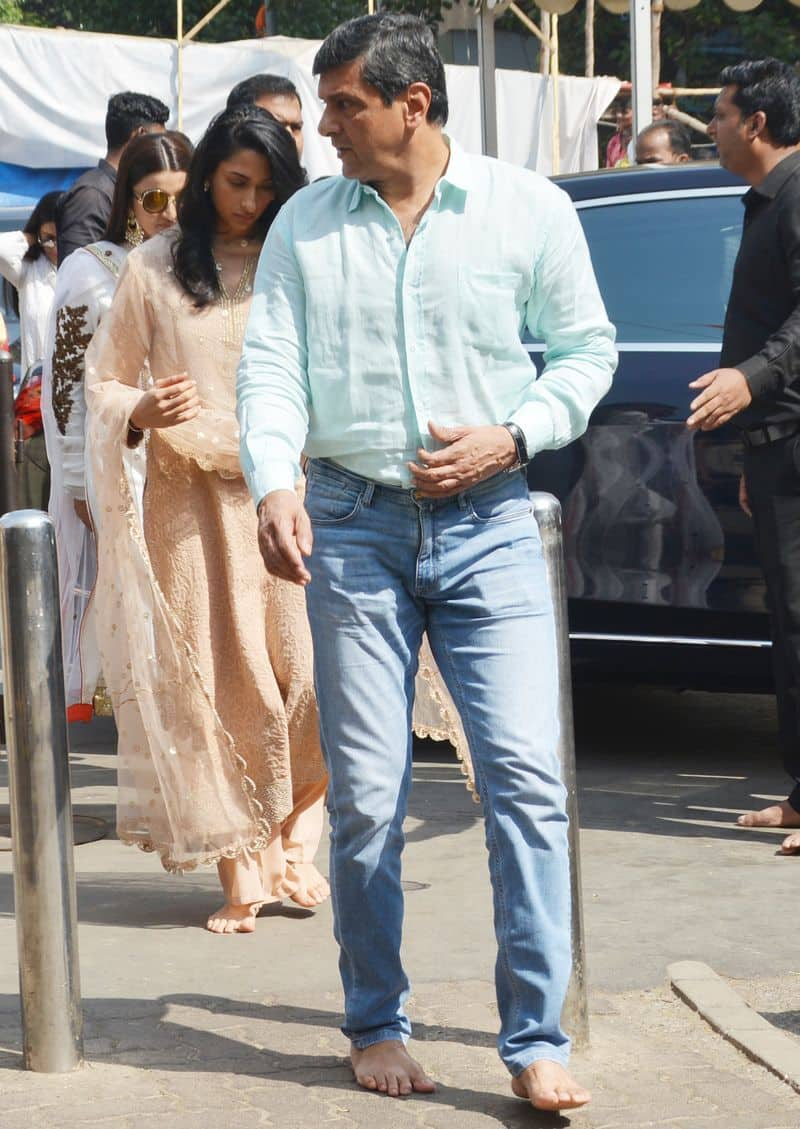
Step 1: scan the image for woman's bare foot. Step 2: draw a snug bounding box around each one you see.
[511,1060,591,1111]
[737,800,800,829]
[289,862,331,908]
[780,830,800,854]
[350,1040,436,1097]
[206,901,260,934]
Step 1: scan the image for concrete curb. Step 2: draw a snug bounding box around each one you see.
[669,959,800,1095]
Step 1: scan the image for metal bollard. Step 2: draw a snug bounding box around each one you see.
[0,510,83,1071]
[0,350,17,515]
[531,492,589,1049]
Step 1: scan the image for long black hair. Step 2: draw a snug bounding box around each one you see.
[22,190,62,263]
[172,106,307,307]
[104,131,194,245]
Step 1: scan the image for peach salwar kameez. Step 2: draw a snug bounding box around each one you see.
[85,230,326,905]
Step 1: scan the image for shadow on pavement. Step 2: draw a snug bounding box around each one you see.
[0,993,572,1128]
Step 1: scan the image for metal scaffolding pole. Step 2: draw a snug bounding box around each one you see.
[631,0,653,140]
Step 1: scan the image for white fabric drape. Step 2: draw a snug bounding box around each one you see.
[0,25,619,182]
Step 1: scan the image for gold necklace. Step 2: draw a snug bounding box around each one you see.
[215,255,257,348]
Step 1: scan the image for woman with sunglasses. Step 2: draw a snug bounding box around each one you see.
[41,130,193,717]
[86,107,328,934]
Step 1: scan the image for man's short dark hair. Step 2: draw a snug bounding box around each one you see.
[720,58,800,146]
[105,92,170,151]
[313,13,448,127]
[226,73,300,112]
[639,119,692,158]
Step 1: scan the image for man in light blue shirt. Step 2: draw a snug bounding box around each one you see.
[237,13,615,1112]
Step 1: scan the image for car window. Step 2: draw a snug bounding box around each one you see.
[576,194,743,344]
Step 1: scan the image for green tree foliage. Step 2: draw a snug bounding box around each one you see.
[502,0,800,86]
[5,0,448,42]
[4,0,798,84]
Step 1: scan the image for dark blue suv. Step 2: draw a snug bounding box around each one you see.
[527,163,773,690]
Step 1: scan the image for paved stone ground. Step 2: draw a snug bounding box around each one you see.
[1,687,799,1128]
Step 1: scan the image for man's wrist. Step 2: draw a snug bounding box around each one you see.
[502,421,529,468]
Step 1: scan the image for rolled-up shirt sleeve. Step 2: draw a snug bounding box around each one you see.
[514,188,617,454]
[236,207,311,506]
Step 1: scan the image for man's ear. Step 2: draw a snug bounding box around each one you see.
[749,109,768,139]
[404,82,433,129]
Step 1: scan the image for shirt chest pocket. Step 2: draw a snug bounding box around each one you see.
[457,267,523,352]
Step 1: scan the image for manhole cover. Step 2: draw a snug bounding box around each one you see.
[401,880,430,892]
[0,814,109,850]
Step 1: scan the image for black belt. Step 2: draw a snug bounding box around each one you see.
[741,421,799,448]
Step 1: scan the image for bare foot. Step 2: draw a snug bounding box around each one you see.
[512,1060,591,1111]
[780,830,800,855]
[737,800,800,829]
[206,901,260,934]
[350,1040,436,1098]
[289,862,331,908]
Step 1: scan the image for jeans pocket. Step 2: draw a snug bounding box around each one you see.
[466,474,533,524]
[305,473,364,525]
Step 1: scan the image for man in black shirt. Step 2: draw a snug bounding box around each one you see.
[56,91,169,265]
[687,58,800,850]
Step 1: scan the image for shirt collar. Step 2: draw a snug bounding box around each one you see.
[750,149,800,201]
[346,135,473,213]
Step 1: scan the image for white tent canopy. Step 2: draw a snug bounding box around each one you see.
[0,25,619,182]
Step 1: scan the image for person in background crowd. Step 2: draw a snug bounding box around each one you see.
[0,189,60,375]
[238,13,615,1111]
[686,59,800,850]
[42,131,192,717]
[635,120,692,165]
[85,108,328,934]
[227,73,305,160]
[56,91,170,265]
[606,95,633,167]
[0,189,61,508]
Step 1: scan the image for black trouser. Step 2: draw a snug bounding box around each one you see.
[745,433,800,811]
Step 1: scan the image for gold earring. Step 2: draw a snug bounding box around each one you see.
[203,179,210,193]
[125,211,144,247]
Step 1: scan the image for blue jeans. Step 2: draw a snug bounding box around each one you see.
[304,458,571,1075]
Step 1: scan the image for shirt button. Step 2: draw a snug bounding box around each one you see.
[409,344,416,353]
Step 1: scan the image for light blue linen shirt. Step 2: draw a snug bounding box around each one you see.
[237,140,617,501]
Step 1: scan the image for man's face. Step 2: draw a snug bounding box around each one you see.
[317,60,408,183]
[256,93,304,160]
[635,128,688,165]
[708,86,750,173]
[615,103,633,134]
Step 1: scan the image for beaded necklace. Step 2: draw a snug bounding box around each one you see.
[215,253,257,349]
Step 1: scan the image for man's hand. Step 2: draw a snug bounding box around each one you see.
[129,373,201,431]
[408,421,518,498]
[257,489,313,585]
[73,498,92,529]
[687,368,752,431]
[739,473,752,518]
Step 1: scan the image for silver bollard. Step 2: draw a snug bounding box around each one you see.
[531,492,589,1049]
[0,510,83,1071]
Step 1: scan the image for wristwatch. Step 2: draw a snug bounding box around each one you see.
[502,421,529,468]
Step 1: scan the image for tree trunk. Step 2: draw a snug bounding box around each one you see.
[540,10,551,75]
[651,0,663,91]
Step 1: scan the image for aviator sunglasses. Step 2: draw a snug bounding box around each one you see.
[132,187,182,214]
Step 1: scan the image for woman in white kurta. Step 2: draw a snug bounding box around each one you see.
[41,132,194,714]
[0,190,60,376]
